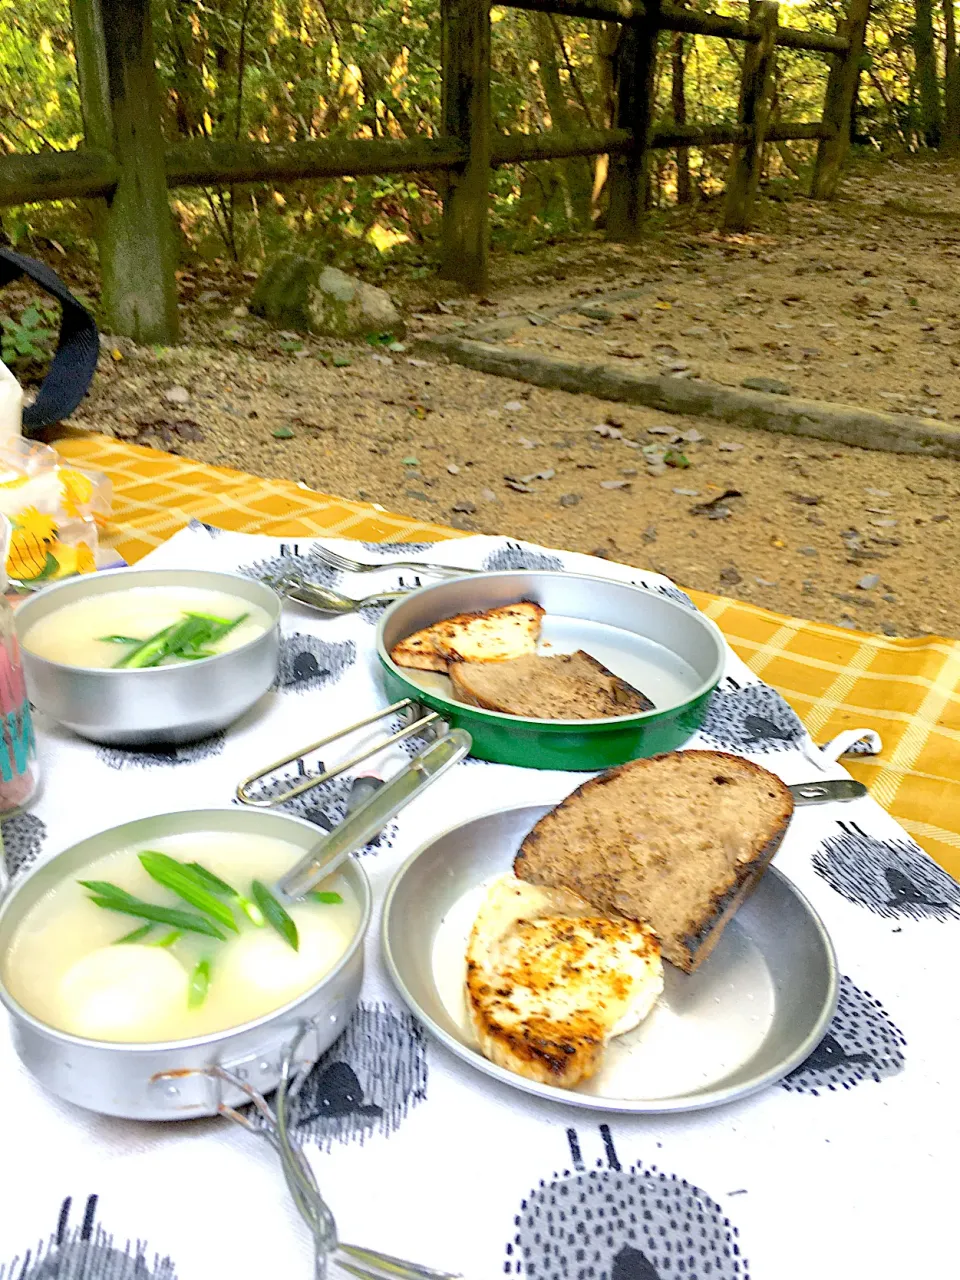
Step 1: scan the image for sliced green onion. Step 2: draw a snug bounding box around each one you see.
[152,929,182,948]
[252,880,299,951]
[206,611,249,643]
[79,879,226,938]
[112,610,250,669]
[99,635,144,645]
[188,958,211,1008]
[113,923,154,944]
[309,891,344,905]
[184,611,232,626]
[187,862,265,926]
[112,622,179,669]
[138,852,239,933]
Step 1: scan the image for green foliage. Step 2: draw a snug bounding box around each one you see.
[0,303,57,370]
[1,0,957,266]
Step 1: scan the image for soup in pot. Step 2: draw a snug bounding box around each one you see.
[21,585,272,670]
[2,830,361,1042]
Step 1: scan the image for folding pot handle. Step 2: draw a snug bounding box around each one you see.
[789,778,867,805]
[276,728,472,900]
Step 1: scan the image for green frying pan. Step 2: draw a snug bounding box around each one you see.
[376,570,725,771]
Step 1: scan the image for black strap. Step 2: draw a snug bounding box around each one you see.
[0,247,99,434]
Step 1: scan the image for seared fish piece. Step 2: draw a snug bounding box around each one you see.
[466,874,663,1089]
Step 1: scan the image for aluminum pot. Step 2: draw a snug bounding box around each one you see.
[0,808,371,1121]
[15,568,281,746]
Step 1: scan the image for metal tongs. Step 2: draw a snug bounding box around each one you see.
[237,701,469,902]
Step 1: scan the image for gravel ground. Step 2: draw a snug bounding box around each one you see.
[42,153,960,638]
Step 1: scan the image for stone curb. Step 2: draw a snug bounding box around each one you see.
[420,333,960,459]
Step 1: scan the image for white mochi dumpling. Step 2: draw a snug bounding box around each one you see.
[58,945,189,1041]
[217,913,350,1005]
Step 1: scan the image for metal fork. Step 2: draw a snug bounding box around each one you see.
[198,1026,461,1280]
[309,545,478,579]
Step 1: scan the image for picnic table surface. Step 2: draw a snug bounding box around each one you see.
[55,433,960,879]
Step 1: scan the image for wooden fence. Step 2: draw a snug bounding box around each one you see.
[0,0,870,345]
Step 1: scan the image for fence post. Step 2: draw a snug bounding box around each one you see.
[71,0,178,343]
[722,0,778,232]
[810,0,872,198]
[607,0,661,241]
[440,0,491,291]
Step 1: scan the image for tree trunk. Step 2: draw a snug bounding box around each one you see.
[944,0,960,151]
[590,21,621,220]
[671,32,692,203]
[534,14,593,222]
[914,0,943,147]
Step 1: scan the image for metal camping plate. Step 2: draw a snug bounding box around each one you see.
[382,806,838,1114]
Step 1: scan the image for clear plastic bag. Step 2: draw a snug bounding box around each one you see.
[0,437,111,591]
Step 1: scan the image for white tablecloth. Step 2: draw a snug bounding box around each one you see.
[1,525,956,1280]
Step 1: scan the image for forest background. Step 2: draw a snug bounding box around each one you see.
[1,0,956,289]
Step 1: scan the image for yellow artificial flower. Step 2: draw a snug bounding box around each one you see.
[14,507,59,544]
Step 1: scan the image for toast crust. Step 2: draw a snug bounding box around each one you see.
[390,601,544,673]
[513,750,794,973]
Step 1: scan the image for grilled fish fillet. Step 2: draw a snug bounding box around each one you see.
[390,601,544,673]
[466,874,663,1088]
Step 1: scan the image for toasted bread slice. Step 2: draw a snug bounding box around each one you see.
[449,649,655,718]
[466,874,663,1088]
[514,750,794,973]
[390,601,544,673]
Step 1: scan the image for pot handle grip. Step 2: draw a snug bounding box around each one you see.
[789,778,867,805]
[276,728,472,900]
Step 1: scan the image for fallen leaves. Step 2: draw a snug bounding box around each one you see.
[691,489,742,518]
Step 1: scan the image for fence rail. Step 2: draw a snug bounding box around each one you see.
[0,0,870,344]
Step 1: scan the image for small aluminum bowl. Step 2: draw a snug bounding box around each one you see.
[0,808,371,1121]
[15,567,281,746]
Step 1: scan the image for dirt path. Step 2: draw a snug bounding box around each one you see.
[56,153,960,638]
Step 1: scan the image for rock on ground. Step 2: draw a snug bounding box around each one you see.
[250,255,405,340]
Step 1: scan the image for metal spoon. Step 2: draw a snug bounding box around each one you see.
[275,571,411,615]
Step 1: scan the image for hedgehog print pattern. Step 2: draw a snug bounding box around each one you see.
[698,678,807,754]
[359,541,438,556]
[0,1195,177,1280]
[237,542,341,592]
[814,820,960,921]
[185,518,223,539]
[483,542,565,573]
[285,1002,428,1149]
[781,975,906,1095]
[643,580,696,611]
[96,733,225,770]
[275,634,356,693]
[2,812,46,880]
[506,1126,747,1279]
[238,767,397,852]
